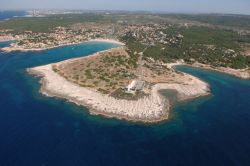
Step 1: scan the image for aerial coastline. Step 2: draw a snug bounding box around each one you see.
[189,62,250,79]
[1,33,248,79]
[168,61,250,79]
[27,46,210,123]
[1,6,250,165]
[1,38,124,52]
[1,12,250,122]
[1,31,248,122]
[1,13,249,79]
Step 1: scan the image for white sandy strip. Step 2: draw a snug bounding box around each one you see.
[90,38,125,46]
[2,39,124,52]
[28,64,209,122]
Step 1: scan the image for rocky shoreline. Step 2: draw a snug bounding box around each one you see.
[190,62,250,79]
[167,61,250,80]
[27,52,210,123]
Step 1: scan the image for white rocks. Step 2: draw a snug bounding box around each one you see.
[28,63,210,123]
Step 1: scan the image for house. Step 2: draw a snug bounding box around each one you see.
[125,80,145,93]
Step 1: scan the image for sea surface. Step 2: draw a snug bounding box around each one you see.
[0,11,27,20]
[0,41,250,166]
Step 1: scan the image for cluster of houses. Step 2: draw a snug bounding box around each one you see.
[117,23,184,46]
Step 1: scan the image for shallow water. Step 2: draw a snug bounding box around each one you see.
[0,41,250,166]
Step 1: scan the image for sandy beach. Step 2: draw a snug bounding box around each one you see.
[27,51,210,123]
[1,38,124,52]
[91,38,125,46]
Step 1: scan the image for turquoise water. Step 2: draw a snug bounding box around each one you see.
[0,41,250,166]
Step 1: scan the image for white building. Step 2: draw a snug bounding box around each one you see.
[125,80,145,93]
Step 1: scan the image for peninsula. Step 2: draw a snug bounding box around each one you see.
[28,46,210,122]
[1,12,250,122]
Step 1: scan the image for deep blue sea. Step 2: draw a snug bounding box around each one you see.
[0,11,27,20]
[0,41,250,166]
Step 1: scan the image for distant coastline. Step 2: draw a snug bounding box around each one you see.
[0,11,27,20]
[1,38,124,52]
[2,36,248,80]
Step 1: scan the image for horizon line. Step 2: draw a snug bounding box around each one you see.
[0,9,250,16]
